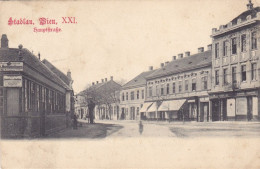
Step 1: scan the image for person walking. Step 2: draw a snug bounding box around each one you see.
[139,121,143,135]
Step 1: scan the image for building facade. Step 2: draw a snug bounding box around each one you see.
[76,77,121,121]
[120,67,155,120]
[0,34,74,138]
[209,2,260,121]
[144,48,212,122]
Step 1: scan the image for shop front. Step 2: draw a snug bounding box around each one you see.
[209,89,259,121]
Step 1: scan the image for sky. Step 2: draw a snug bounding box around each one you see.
[1,0,260,93]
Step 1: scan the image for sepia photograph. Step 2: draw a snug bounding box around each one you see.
[0,0,260,168]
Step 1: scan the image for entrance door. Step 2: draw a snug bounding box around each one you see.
[7,88,19,115]
[247,96,253,121]
[222,99,227,121]
[212,99,220,121]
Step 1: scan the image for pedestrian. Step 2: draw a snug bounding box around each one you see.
[73,114,78,130]
[139,121,143,135]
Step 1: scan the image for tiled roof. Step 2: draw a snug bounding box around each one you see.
[42,59,71,86]
[122,70,156,89]
[0,48,72,90]
[231,7,260,25]
[146,50,212,80]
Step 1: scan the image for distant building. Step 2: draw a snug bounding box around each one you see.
[209,2,260,121]
[145,48,212,121]
[76,76,121,121]
[0,34,74,138]
[120,67,156,120]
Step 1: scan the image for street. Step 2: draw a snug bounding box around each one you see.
[45,119,260,139]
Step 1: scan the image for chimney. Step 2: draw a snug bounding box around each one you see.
[178,53,183,59]
[198,47,204,53]
[105,78,107,82]
[67,69,71,79]
[185,51,190,57]
[101,79,104,83]
[38,52,41,60]
[207,44,212,51]
[172,56,177,61]
[96,81,99,84]
[149,66,153,71]
[1,34,8,48]
[247,0,253,10]
[110,76,113,81]
[18,44,23,60]
[165,61,169,65]
[212,28,217,34]
[160,63,164,68]
[92,82,95,86]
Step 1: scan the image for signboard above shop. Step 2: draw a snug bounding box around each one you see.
[3,75,22,87]
[0,62,23,71]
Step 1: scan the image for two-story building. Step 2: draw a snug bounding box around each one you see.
[77,77,121,121]
[209,2,260,121]
[144,47,212,122]
[120,67,156,120]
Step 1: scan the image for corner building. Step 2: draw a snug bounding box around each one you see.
[0,34,73,138]
[209,2,260,121]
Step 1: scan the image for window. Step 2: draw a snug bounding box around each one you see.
[156,85,159,96]
[178,81,182,93]
[126,92,128,100]
[252,32,257,50]
[161,85,164,95]
[201,76,208,90]
[172,82,176,94]
[231,38,237,54]
[232,67,237,84]
[148,87,152,97]
[137,90,139,99]
[252,63,257,80]
[0,76,3,115]
[241,34,246,52]
[185,80,189,91]
[130,91,134,100]
[215,70,219,85]
[122,93,125,101]
[215,43,219,58]
[142,90,144,99]
[223,41,228,56]
[241,65,246,82]
[166,84,169,94]
[192,79,196,91]
[223,68,228,85]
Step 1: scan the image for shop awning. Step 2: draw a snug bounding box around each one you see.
[147,102,158,112]
[158,99,186,111]
[140,102,153,112]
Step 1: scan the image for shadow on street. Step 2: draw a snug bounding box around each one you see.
[45,122,123,139]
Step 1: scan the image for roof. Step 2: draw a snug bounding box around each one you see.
[122,70,156,89]
[146,50,212,80]
[0,48,72,91]
[42,59,71,86]
[231,7,260,26]
[78,80,121,96]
